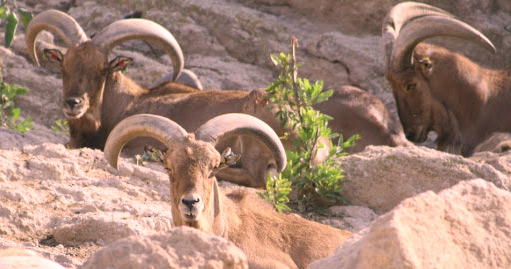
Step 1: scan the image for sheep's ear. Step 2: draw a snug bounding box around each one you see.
[221,147,241,167]
[109,56,133,72]
[212,147,241,176]
[43,49,63,63]
[143,145,164,164]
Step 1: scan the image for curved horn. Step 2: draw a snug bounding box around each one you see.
[382,1,454,67]
[25,9,88,66]
[194,113,287,173]
[91,19,184,81]
[104,114,187,169]
[389,15,496,72]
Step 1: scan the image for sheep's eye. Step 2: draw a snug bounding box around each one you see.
[406,84,416,92]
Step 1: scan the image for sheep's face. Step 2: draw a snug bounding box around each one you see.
[44,42,132,120]
[387,66,434,143]
[387,44,460,145]
[164,137,222,227]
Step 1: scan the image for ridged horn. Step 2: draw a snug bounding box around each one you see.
[382,1,454,67]
[104,114,187,169]
[91,19,184,81]
[195,113,287,173]
[25,9,88,66]
[389,15,496,72]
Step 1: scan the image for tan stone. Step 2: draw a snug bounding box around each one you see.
[81,227,248,269]
[311,179,511,269]
[340,145,510,213]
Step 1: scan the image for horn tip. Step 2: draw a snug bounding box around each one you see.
[105,155,120,170]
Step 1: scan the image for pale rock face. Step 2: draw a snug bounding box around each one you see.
[81,227,248,269]
[311,179,511,269]
[340,145,511,213]
[0,248,65,269]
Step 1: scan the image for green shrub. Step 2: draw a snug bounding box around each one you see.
[262,38,359,211]
[258,173,292,213]
[52,119,69,136]
[0,0,33,48]
[0,82,33,133]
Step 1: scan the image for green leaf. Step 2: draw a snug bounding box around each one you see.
[17,7,32,28]
[11,107,20,120]
[0,7,5,20]
[52,119,69,136]
[270,54,279,66]
[11,117,33,134]
[317,89,333,103]
[4,10,18,48]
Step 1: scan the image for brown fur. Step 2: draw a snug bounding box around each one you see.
[386,43,511,156]
[49,42,408,187]
[48,43,290,187]
[316,85,411,152]
[164,136,353,268]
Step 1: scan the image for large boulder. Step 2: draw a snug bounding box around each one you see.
[81,226,248,269]
[340,145,510,213]
[311,179,511,268]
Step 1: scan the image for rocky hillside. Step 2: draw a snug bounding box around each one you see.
[0,0,510,268]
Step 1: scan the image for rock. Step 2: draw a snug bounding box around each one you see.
[52,212,173,246]
[321,205,378,233]
[0,247,65,269]
[1,0,511,267]
[340,145,510,213]
[81,226,248,269]
[473,132,511,154]
[0,256,65,269]
[311,179,511,268]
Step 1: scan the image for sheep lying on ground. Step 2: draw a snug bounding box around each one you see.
[27,9,408,188]
[103,113,353,268]
[25,9,315,188]
[382,2,510,156]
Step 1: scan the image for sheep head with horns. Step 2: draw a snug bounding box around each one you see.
[25,9,184,146]
[383,2,498,155]
[103,113,286,233]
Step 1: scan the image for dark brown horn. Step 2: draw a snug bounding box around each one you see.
[194,113,287,173]
[389,15,495,72]
[91,19,184,81]
[104,114,187,169]
[25,9,88,66]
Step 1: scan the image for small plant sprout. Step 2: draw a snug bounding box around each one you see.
[52,119,69,136]
[0,82,33,133]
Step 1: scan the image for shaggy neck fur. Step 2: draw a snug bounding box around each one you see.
[67,72,144,149]
[67,79,106,149]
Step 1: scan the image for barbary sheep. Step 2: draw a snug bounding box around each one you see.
[382,2,507,156]
[26,9,292,187]
[103,113,353,268]
[27,9,408,188]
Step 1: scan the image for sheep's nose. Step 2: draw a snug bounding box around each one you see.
[65,98,82,108]
[182,197,200,209]
[405,130,415,141]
